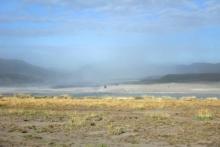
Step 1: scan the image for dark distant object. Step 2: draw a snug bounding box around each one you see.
[104,85,107,89]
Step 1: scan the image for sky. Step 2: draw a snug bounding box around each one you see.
[0,0,220,80]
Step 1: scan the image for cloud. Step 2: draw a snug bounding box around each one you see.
[24,0,192,14]
[0,0,220,36]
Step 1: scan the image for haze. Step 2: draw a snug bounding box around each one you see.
[0,0,220,82]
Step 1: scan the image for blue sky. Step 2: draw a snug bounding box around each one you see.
[0,0,220,74]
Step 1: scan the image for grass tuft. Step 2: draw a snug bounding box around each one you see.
[107,123,126,135]
[195,108,214,121]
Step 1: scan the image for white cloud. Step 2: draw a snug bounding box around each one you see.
[0,0,220,36]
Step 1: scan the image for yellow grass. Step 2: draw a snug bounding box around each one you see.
[0,96,220,146]
[195,108,214,120]
[0,96,220,111]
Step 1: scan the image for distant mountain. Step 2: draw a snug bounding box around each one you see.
[2,59,220,86]
[0,58,53,86]
[155,73,220,83]
[174,63,220,74]
[140,63,220,83]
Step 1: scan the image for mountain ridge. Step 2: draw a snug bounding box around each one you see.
[1,58,220,86]
[0,58,53,86]
[140,63,220,83]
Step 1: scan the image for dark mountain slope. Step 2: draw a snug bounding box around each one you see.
[140,63,220,83]
[0,58,53,86]
[174,63,220,74]
[156,73,220,83]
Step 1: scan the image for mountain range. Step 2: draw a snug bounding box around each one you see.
[139,63,220,83]
[1,58,220,86]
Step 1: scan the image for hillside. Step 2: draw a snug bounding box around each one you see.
[175,63,220,74]
[140,63,220,83]
[0,58,52,86]
[156,73,220,83]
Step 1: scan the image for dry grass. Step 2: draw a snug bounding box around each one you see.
[0,96,220,111]
[107,123,126,135]
[0,96,220,147]
[195,108,214,121]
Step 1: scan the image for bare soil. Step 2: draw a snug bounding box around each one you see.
[0,97,220,147]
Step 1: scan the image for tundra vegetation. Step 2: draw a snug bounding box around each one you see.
[0,95,220,147]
